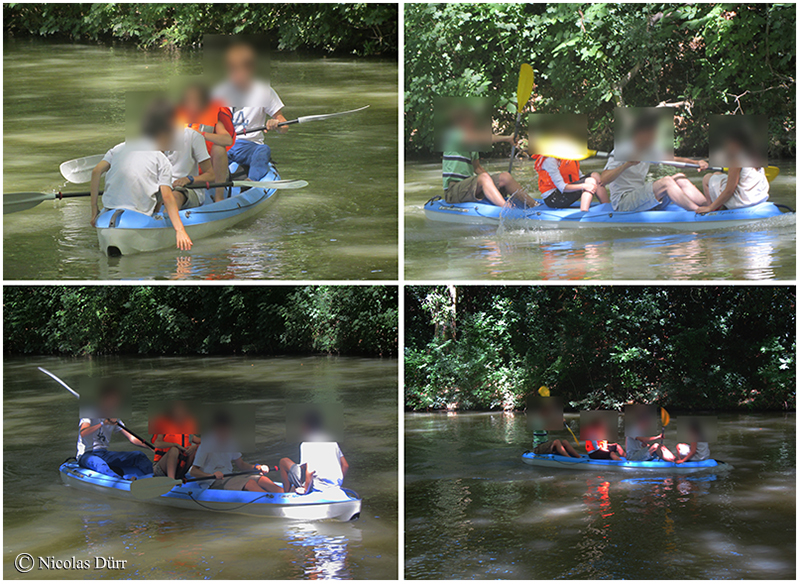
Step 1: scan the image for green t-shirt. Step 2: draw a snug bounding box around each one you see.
[532,429,549,447]
[442,130,479,190]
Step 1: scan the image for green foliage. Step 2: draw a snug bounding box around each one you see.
[405,286,795,412]
[405,3,795,157]
[3,4,397,56]
[4,286,397,357]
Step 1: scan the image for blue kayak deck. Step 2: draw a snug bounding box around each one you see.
[522,451,731,472]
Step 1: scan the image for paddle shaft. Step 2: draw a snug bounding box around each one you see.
[37,367,156,451]
[236,105,369,135]
[183,468,277,484]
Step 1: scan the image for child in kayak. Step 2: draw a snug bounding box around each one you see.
[177,82,235,202]
[150,401,200,480]
[188,411,281,492]
[698,126,769,213]
[441,100,539,208]
[534,155,609,211]
[624,406,675,462]
[90,98,193,251]
[675,418,711,464]
[213,39,288,183]
[279,410,349,494]
[600,110,709,213]
[583,416,626,460]
[77,383,153,480]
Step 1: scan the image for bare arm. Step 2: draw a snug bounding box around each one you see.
[90,160,111,226]
[698,167,740,212]
[340,455,349,478]
[473,160,487,175]
[266,110,289,134]
[174,159,215,188]
[159,185,193,251]
[600,161,637,186]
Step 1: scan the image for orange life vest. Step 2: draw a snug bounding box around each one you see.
[177,101,235,153]
[532,155,581,193]
[585,439,607,453]
[151,417,198,463]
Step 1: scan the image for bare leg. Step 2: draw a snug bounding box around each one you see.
[211,145,229,203]
[591,173,610,204]
[702,173,713,203]
[278,457,296,493]
[559,440,581,458]
[243,476,283,493]
[652,444,676,462]
[476,173,507,207]
[164,447,180,479]
[673,174,708,206]
[493,172,539,207]
[653,175,705,211]
[580,191,593,212]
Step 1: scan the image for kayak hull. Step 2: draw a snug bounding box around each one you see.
[95,162,279,256]
[424,198,784,230]
[59,462,361,521]
[522,451,731,473]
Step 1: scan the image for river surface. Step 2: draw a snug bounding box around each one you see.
[3,40,397,280]
[405,158,796,280]
[405,411,795,579]
[4,356,398,579]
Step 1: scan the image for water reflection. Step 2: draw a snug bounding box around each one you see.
[284,523,361,579]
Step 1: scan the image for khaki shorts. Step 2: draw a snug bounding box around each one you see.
[156,187,202,211]
[612,182,662,212]
[533,440,555,455]
[444,174,504,204]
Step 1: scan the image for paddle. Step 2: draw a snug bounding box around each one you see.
[237,105,370,135]
[649,160,779,183]
[4,177,308,215]
[37,366,156,450]
[129,469,277,500]
[658,407,671,445]
[508,64,534,173]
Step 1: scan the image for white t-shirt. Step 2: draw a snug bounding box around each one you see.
[603,151,651,205]
[214,80,284,145]
[300,441,344,489]
[192,435,242,475]
[102,141,173,216]
[709,167,769,208]
[76,418,124,457]
[165,128,210,181]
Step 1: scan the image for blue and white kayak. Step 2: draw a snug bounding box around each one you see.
[95,162,279,256]
[424,197,785,230]
[522,451,731,473]
[59,462,362,521]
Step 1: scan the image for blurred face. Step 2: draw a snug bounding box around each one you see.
[633,127,656,152]
[180,87,205,118]
[225,45,256,90]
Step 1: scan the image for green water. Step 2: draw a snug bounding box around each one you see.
[3,40,398,280]
[405,158,797,280]
[405,411,795,579]
[4,356,398,579]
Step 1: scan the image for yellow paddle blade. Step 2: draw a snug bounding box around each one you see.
[516,64,534,112]
[765,166,780,182]
[660,407,670,427]
[538,385,550,397]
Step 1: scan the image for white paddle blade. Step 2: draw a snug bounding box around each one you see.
[234,179,309,190]
[129,477,181,500]
[60,155,104,184]
[3,193,51,215]
[295,105,369,125]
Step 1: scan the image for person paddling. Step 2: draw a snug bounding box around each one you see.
[213,39,288,183]
[527,387,581,458]
[89,98,193,251]
[441,101,539,208]
[76,382,152,480]
[188,411,282,493]
[600,110,709,213]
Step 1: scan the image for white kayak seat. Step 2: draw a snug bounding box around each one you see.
[300,441,344,490]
